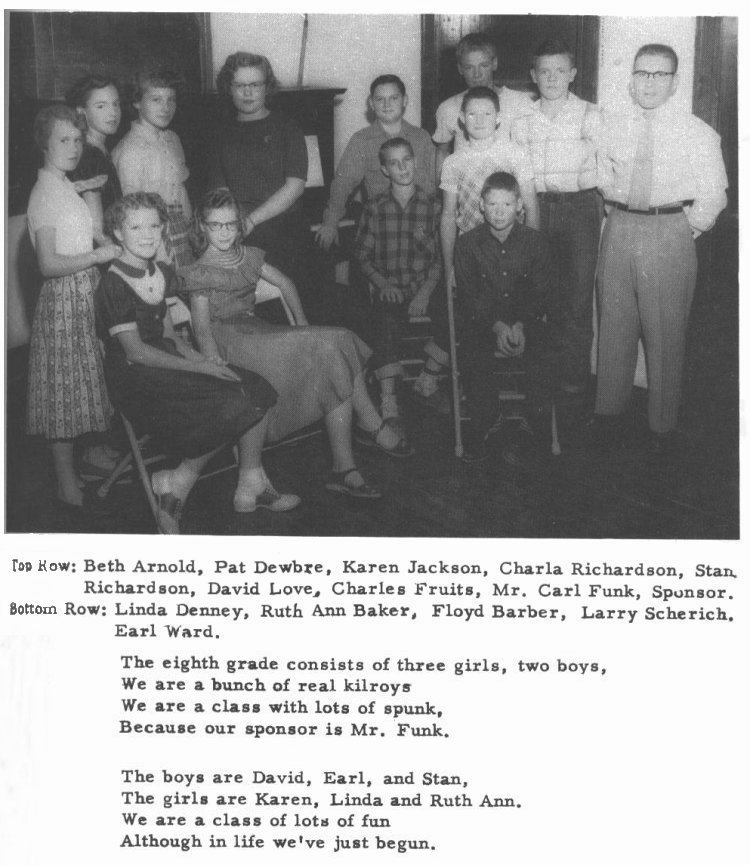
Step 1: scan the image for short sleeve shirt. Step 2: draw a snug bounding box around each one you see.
[26,168,93,254]
[440,140,535,234]
[112,121,189,207]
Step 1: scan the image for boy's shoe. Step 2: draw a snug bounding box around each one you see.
[412,387,452,415]
[234,483,301,513]
[460,433,489,464]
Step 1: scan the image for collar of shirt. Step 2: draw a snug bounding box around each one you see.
[364,118,419,140]
[530,91,582,123]
[475,220,521,250]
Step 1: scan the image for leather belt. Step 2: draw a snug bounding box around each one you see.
[608,200,692,216]
[538,189,597,203]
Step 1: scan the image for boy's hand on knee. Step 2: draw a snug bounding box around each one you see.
[494,321,525,357]
[315,224,339,250]
[380,285,405,304]
[408,287,432,318]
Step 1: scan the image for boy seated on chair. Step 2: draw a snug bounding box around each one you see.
[316,75,437,251]
[455,171,552,463]
[353,137,449,424]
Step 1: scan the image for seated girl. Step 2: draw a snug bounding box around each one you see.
[96,192,299,533]
[183,188,413,499]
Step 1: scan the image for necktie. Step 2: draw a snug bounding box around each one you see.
[628,111,654,211]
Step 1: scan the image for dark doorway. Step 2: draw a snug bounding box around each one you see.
[421,14,600,133]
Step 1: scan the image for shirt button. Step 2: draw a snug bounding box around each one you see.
[502,272,507,276]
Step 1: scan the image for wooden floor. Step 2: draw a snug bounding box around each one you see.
[5,273,739,540]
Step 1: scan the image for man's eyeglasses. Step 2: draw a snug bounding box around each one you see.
[205,220,240,232]
[632,71,675,82]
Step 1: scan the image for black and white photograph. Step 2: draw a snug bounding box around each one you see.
[1,9,747,866]
[5,11,739,538]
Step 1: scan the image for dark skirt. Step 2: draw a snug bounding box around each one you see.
[104,338,276,458]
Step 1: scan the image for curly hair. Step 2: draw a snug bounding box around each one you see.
[104,192,168,241]
[216,52,277,99]
[190,188,243,257]
[33,104,87,151]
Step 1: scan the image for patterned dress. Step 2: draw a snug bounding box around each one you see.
[96,259,277,458]
[26,169,112,439]
[182,246,371,443]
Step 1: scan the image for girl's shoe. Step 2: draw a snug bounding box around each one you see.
[234,483,301,513]
[354,418,414,458]
[152,472,183,535]
[325,467,382,499]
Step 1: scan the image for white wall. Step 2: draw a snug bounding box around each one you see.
[598,17,696,111]
[210,14,422,163]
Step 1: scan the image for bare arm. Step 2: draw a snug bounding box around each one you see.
[81,190,107,246]
[245,178,305,235]
[34,227,120,278]
[259,262,308,326]
[435,142,451,184]
[115,320,239,382]
[189,294,224,362]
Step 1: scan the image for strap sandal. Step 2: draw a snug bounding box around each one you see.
[325,468,382,499]
[354,419,414,459]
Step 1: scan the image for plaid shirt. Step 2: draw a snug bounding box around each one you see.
[440,139,534,235]
[354,186,442,294]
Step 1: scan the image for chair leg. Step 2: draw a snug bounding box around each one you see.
[551,401,562,456]
[97,450,135,499]
[121,417,163,533]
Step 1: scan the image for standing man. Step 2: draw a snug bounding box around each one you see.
[593,43,727,454]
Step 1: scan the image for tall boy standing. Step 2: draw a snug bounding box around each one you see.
[594,43,728,453]
[512,38,601,394]
[316,75,436,250]
[433,32,533,167]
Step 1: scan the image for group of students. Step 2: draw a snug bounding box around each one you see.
[24,31,729,533]
[318,33,728,461]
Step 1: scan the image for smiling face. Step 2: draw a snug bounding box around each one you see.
[370,83,407,127]
[380,144,416,187]
[114,207,164,264]
[135,85,177,131]
[83,85,121,138]
[460,97,499,141]
[630,53,678,111]
[480,187,522,234]
[45,119,84,174]
[458,49,497,89]
[203,205,241,252]
[531,53,577,102]
[230,66,269,121]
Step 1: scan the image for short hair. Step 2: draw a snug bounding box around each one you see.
[217,52,278,99]
[33,104,86,151]
[456,32,497,64]
[370,75,406,98]
[481,171,520,199]
[66,75,121,110]
[104,192,168,241]
[461,86,500,113]
[191,188,243,257]
[127,63,184,104]
[378,137,414,167]
[533,38,575,66]
[634,43,679,73]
